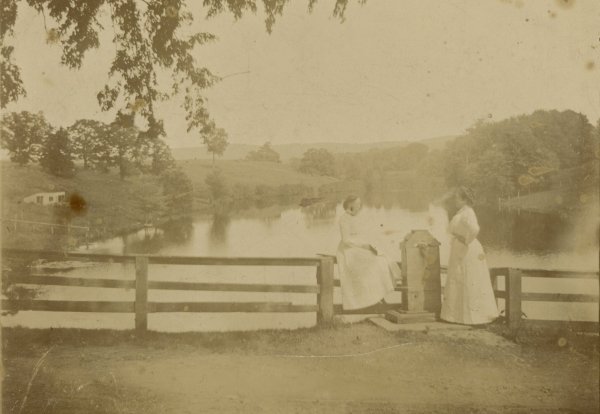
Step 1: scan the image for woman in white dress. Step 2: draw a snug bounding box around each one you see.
[440,187,499,325]
[336,196,400,310]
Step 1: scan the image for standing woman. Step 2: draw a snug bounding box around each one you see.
[440,187,499,325]
[336,195,400,310]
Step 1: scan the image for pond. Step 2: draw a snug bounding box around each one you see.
[3,190,598,331]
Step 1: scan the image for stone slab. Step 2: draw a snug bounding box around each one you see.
[369,316,473,332]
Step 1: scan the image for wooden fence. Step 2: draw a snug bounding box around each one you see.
[1,247,598,332]
[487,267,599,330]
[1,248,400,331]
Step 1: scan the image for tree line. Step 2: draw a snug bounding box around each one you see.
[441,110,599,206]
[0,110,198,221]
[290,110,600,209]
[0,110,178,179]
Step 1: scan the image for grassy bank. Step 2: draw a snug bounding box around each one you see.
[499,187,599,216]
[1,160,340,251]
[1,162,165,250]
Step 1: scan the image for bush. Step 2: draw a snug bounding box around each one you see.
[161,168,194,218]
[205,168,229,202]
[40,128,75,177]
[298,148,336,176]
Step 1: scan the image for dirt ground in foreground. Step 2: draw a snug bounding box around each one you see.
[2,322,598,414]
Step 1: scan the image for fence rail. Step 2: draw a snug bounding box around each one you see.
[1,247,598,332]
[488,267,599,328]
[1,248,336,331]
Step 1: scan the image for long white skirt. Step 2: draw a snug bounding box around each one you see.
[440,238,499,325]
[336,243,398,310]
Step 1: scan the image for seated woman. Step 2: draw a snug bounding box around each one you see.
[336,195,400,310]
[440,187,499,325]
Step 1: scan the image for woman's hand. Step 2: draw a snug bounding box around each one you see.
[452,233,467,245]
[361,244,378,255]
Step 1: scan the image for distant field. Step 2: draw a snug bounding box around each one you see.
[1,162,164,249]
[177,159,338,188]
[169,136,457,161]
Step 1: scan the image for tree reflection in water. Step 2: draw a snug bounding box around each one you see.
[209,212,231,245]
[301,200,337,227]
[125,217,194,254]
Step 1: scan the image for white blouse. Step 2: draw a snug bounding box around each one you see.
[449,206,480,244]
[339,213,368,248]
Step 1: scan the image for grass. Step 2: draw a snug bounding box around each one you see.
[3,319,597,360]
[484,319,599,358]
[1,159,339,250]
[500,161,599,215]
[177,159,338,189]
[1,161,164,250]
[500,187,599,216]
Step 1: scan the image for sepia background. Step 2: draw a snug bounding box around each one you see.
[1,0,599,413]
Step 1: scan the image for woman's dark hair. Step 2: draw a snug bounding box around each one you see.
[456,186,475,206]
[343,195,359,210]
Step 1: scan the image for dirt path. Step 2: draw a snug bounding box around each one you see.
[3,323,598,413]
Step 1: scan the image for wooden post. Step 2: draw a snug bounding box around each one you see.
[506,268,522,329]
[490,272,499,307]
[135,256,149,332]
[316,257,334,326]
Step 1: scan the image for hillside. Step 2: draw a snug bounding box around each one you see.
[177,159,338,188]
[170,135,457,161]
[1,159,339,250]
[499,162,599,215]
[1,162,164,250]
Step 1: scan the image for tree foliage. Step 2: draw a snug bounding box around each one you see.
[0,110,52,165]
[200,120,228,163]
[441,110,596,205]
[160,167,194,219]
[298,147,335,176]
[1,0,365,138]
[205,167,228,201]
[40,127,75,177]
[246,141,280,162]
[67,119,108,169]
[105,114,138,179]
[149,138,176,174]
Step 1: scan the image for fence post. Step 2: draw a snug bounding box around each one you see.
[316,257,334,326]
[506,268,522,329]
[135,256,149,332]
[490,271,499,308]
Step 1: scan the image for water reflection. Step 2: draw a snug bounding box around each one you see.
[124,217,194,254]
[84,188,598,270]
[301,200,337,227]
[162,217,194,244]
[209,213,230,245]
[362,189,432,212]
[477,208,598,255]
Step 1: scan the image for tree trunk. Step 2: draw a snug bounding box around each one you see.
[119,155,125,180]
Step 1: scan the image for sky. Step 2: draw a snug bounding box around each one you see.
[4,0,600,148]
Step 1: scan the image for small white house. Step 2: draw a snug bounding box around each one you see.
[23,191,66,206]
